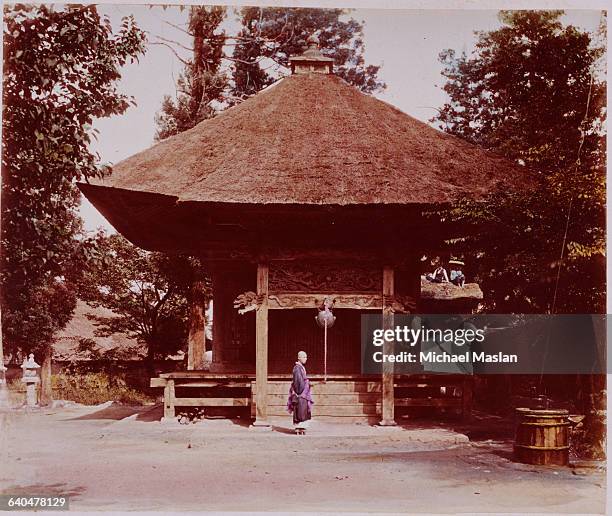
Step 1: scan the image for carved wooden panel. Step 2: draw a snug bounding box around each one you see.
[268,293,383,310]
[269,263,381,292]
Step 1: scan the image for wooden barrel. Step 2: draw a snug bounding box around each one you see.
[514,408,570,466]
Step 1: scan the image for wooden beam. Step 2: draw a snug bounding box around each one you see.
[163,379,175,420]
[173,397,250,407]
[380,266,396,426]
[165,381,251,388]
[252,263,270,427]
[267,292,383,310]
[232,291,415,311]
[160,372,254,379]
[150,377,167,388]
[264,392,382,404]
[253,380,383,394]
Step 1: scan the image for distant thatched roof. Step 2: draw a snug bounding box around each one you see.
[80,73,530,207]
[53,300,143,361]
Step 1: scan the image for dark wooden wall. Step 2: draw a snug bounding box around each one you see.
[268,309,365,374]
[212,305,365,374]
[211,262,256,371]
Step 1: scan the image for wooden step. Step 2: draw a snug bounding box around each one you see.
[253,381,382,394]
[265,404,382,417]
[311,416,380,424]
[174,397,250,407]
[268,416,380,424]
[263,393,381,405]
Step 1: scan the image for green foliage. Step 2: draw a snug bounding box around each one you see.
[232,23,274,99]
[436,10,604,174]
[52,372,152,405]
[432,11,605,313]
[7,371,152,405]
[1,5,146,356]
[78,232,208,364]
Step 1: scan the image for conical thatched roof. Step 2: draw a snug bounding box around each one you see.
[81,73,530,207]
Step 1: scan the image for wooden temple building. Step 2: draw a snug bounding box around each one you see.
[79,37,528,425]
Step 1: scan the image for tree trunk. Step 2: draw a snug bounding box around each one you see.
[146,340,156,377]
[39,346,53,406]
[189,7,205,122]
[188,280,207,370]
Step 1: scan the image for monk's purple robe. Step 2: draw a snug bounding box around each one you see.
[286,362,313,424]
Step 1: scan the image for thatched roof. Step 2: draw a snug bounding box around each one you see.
[81,73,530,207]
[420,276,484,302]
[53,300,143,361]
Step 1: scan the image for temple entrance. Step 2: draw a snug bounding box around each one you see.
[268,309,365,375]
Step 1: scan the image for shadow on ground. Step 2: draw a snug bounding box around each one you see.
[0,482,86,500]
[271,425,296,434]
[66,403,160,422]
[395,411,515,443]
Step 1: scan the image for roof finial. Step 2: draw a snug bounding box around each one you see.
[289,32,334,75]
[306,33,320,50]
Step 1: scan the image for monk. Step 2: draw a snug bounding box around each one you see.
[287,351,313,434]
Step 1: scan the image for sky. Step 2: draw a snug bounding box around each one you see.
[81,6,603,232]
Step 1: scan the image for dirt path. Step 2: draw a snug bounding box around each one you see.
[0,404,605,513]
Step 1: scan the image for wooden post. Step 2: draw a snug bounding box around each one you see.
[163,379,175,420]
[252,263,270,427]
[187,280,207,370]
[380,266,396,426]
[210,268,225,372]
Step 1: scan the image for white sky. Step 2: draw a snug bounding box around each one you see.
[81,6,603,232]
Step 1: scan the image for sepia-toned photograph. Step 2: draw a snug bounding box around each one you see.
[0,1,607,514]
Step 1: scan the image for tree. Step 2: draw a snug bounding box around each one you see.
[432,10,605,314]
[78,233,208,372]
[2,4,146,401]
[432,10,606,458]
[154,6,227,140]
[231,20,274,99]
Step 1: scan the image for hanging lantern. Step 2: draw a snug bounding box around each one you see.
[315,297,336,329]
[315,298,336,382]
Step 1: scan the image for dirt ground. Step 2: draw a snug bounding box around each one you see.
[0,403,606,514]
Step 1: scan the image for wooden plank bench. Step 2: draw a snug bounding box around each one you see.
[150,374,252,420]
